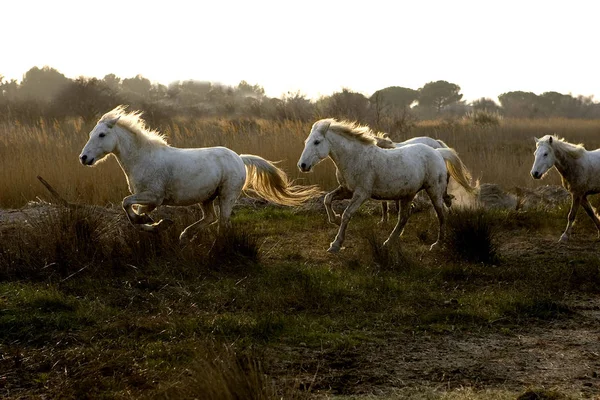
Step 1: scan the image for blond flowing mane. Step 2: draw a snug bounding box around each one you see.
[100,105,168,146]
[323,119,394,147]
[542,134,585,159]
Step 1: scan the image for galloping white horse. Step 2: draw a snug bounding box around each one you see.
[327,134,450,224]
[79,106,320,243]
[531,135,600,242]
[298,119,476,252]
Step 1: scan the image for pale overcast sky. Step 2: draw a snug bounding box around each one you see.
[2,0,599,101]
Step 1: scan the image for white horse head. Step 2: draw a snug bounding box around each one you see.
[79,115,121,166]
[297,119,333,172]
[531,135,555,179]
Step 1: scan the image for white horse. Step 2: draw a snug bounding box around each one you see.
[298,119,476,253]
[531,134,600,242]
[79,106,320,243]
[327,134,451,224]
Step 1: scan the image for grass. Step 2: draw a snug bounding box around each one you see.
[3,117,600,208]
[0,202,597,398]
[2,116,600,397]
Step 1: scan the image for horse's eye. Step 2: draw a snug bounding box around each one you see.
[543,153,548,157]
[99,133,106,138]
[313,140,320,145]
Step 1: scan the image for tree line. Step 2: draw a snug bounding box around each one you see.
[2,66,600,131]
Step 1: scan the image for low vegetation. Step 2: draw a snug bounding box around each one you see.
[0,199,598,398]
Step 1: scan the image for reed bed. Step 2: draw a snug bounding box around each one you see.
[1,117,600,208]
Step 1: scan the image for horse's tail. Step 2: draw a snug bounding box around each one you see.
[436,148,477,195]
[240,154,322,206]
[436,139,450,148]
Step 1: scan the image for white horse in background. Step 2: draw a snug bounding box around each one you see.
[298,119,476,253]
[79,106,320,243]
[531,135,600,242]
[380,135,450,223]
[327,133,451,224]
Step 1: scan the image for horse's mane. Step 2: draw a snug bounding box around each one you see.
[321,119,394,148]
[100,105,168,146]
[541,134,585,159]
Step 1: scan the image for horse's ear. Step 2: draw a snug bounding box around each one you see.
[320,121,331,134]
[106,116,121,128]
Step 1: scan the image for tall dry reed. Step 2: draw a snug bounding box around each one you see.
[1,117,600,208]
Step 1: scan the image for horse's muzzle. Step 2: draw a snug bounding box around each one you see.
[531,171,541,179]
[298,162,312,173]
[80,154,95,166]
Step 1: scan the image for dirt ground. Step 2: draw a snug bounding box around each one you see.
[264,234,600,398]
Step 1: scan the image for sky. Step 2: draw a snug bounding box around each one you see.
[2,0,600,102]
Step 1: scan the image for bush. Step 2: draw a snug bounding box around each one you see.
[444,207,499,264]
[464,109,502,126]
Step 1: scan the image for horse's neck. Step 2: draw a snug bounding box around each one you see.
[328,134,370,172]
[112,128,158,176]
[553,148,580,181]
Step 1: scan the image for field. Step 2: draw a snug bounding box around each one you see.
[1,117,600,399]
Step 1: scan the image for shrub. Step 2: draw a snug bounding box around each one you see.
[444,207,499,264]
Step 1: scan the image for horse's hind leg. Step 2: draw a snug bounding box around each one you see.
[380,200,399,225]
[382,196,414,248]
[217,192,239,233]
[581,195,600,238]
[179,199,218,244]
[427,188,446,251]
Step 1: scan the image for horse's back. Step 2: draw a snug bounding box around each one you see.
[396,136,446,149]
[371,143,446,197]
[161,146,246,206]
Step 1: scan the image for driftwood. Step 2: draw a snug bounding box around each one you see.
[36,175,119,218]
[37,175,73,207]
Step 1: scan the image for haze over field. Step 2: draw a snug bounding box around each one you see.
[2,0,600,101]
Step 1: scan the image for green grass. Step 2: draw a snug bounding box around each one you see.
[0,203,596,398]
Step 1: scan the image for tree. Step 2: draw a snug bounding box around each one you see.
[319,88,370,121]
[102,74,121,92]
[417,80,463,114]
[470,97,501,113]
[498,91,539,118]
[19,66,70,102]
[236,80,265,99]
[370,86,418,109]
[53,77,120,123]
[121,74,152,98]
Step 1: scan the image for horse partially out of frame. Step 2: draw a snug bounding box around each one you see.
[531,134,600,242]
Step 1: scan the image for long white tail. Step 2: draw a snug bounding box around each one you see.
[240,154,322,206]
[436,148,477,195]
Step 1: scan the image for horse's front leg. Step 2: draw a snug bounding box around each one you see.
[328,190,369,253]
[324,186,352,226]
[560,194,582,242]
[122,192,173,232]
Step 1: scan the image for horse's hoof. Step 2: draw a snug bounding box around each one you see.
[327,244,341,253]
[139,218,174,233]
[156,218,174,230]
[558,234,569,243]
[137,214,155,224]
[329,217,342,226]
